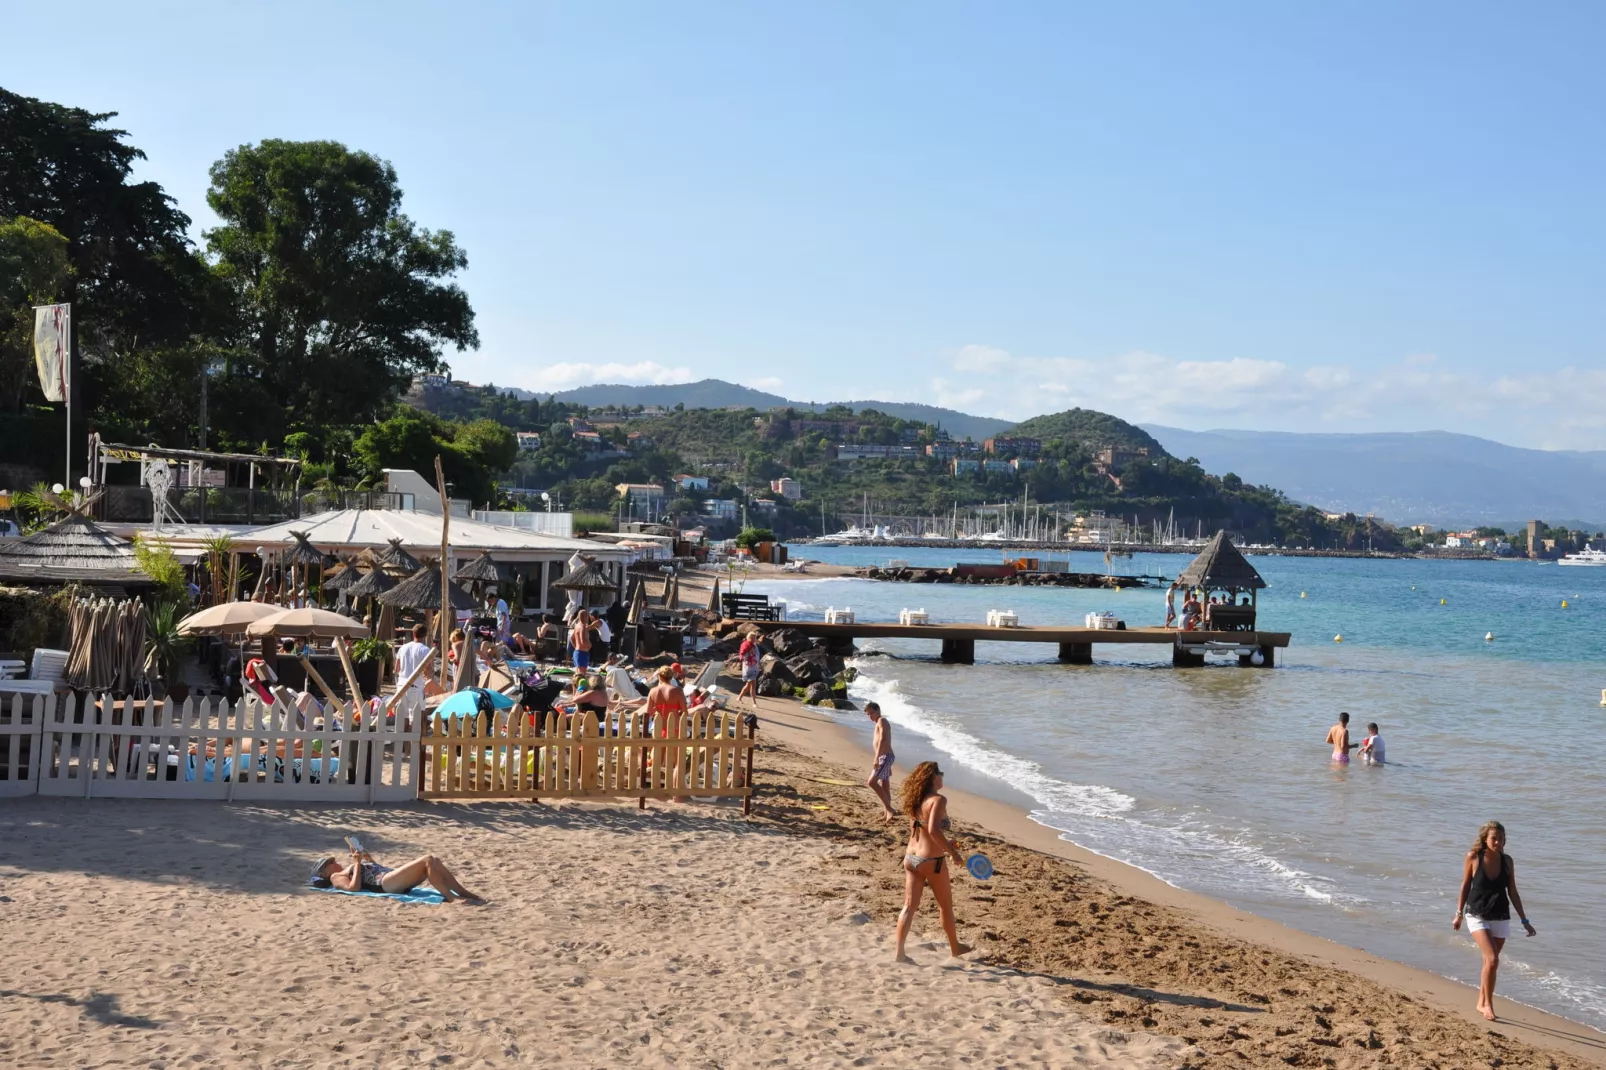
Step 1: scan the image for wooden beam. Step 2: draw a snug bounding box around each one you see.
[434,455,452,689]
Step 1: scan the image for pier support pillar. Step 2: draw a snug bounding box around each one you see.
[1172,643,1205,668]
[1057,642,1093,665]
[939,638,975,665]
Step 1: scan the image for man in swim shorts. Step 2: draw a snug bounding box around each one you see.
[865,702,896,821]
[1326,711,1357,764]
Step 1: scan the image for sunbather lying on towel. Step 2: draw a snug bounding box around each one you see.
[311,847,483,904]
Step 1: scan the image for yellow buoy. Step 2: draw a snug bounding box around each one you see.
[1300,591,1307,599]
[1334,634,1343,642]
[1440,598,1447,605]
[1485,632,1494,642]
[1562,600,1569,609]
[1600,688,1606,708]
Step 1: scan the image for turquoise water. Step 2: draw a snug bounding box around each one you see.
[741,546,1606,1027]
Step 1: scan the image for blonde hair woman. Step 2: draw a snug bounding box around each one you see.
[1453,820,1536,1021]
[894,761,971,963]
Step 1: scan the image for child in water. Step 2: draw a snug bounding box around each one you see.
[1358,722,1386,765]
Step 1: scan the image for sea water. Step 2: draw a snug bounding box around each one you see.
[737,546,1606,1028]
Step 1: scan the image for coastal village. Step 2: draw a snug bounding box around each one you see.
[4,42,1606,1070]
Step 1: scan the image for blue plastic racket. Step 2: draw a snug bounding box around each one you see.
[966,853,994,880]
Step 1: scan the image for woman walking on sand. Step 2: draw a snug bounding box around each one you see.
[894,761,971,963]
[1453,820,1537,1021]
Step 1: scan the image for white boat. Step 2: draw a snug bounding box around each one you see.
[1557,548,1606,566]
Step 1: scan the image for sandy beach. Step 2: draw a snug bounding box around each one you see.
[2,669,1604,1067]
[0,761,1185,1069]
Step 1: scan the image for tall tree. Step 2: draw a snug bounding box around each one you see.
[0,216,70,412]
[206,140,478,440]
[0,88,223,436]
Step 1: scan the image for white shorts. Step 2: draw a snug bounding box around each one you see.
[742,662,760,681]
[1466,914,1510,939]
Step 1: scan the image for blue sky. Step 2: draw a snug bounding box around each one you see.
[7,2,1605,448]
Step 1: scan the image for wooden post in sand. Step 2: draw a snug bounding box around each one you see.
[435,456,452,690]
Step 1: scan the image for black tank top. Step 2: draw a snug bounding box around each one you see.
[1466,851,1511,920]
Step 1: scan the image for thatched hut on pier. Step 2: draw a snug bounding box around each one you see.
[1176,531,1266,631]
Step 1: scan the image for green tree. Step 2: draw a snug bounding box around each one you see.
[205,139,478,439]
[0,90,225,430]
[453,418,518,472]
[0,216,70,412]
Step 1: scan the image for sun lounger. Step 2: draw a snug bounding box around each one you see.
[29,648,69,683]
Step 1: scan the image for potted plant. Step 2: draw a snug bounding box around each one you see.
[144,600,192,702]
[349,637,393,697]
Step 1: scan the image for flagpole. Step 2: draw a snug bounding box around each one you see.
[64,305,72,490]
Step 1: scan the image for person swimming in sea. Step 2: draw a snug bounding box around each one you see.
[1325,711,1358,763]
[1358,722,1386,765]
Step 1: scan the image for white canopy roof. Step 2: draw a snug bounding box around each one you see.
[239,509,632,564]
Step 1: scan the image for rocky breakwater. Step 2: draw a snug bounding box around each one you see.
[701,623,858,709]
[856,566,1148,588]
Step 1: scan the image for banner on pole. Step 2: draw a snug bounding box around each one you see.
[33,303,71,403]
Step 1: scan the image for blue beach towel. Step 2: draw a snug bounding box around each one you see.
[314,884,446,905]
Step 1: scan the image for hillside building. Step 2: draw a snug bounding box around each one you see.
[770,477,803,500]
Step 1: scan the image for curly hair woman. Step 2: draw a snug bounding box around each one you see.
[894,761,972,963]
[1453,820,1537,1021]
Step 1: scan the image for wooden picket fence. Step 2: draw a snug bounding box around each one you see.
[421,707,756,810]
[23,691,420,801]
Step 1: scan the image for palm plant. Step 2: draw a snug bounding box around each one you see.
[201,534,235,604]
[143,600,191,684]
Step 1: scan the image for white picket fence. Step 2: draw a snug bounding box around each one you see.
[1,691,420,801]
[0,692,47,797]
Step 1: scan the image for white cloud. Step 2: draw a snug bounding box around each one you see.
[519,361,694,390]
[743,376,786,393]
[921,345,1606,450]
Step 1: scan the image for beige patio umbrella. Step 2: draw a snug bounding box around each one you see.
[178,601,285,636]
[245,606,370,640]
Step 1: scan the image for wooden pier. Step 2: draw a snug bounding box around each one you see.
[751,621,1290,667]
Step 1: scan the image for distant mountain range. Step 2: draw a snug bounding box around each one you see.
[1142,426,1606,529]
[501,378,1606,527]
[523,379,1016,441]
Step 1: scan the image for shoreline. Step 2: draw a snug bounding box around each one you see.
[743,689,1606,1067]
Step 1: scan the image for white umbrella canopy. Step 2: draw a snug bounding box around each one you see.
[178,601,285,636]
[245,606,370,639]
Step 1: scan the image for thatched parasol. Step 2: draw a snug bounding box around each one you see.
[0,513,151,586]
[245,606,370,639]
[1176,531,1267,591]
[376,563,478,611]
[706,578,720,614]
[345,567,397,598]
[552,556,617,593]
[323,557,360,592]
[283,530,336,568]
[455,552,511,583]
[378,537,422,575]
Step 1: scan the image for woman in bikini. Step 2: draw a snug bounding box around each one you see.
[645,665,690,794]
[1453,820,1537,1021]
[894,761,972,963]
[310,846,483,904]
